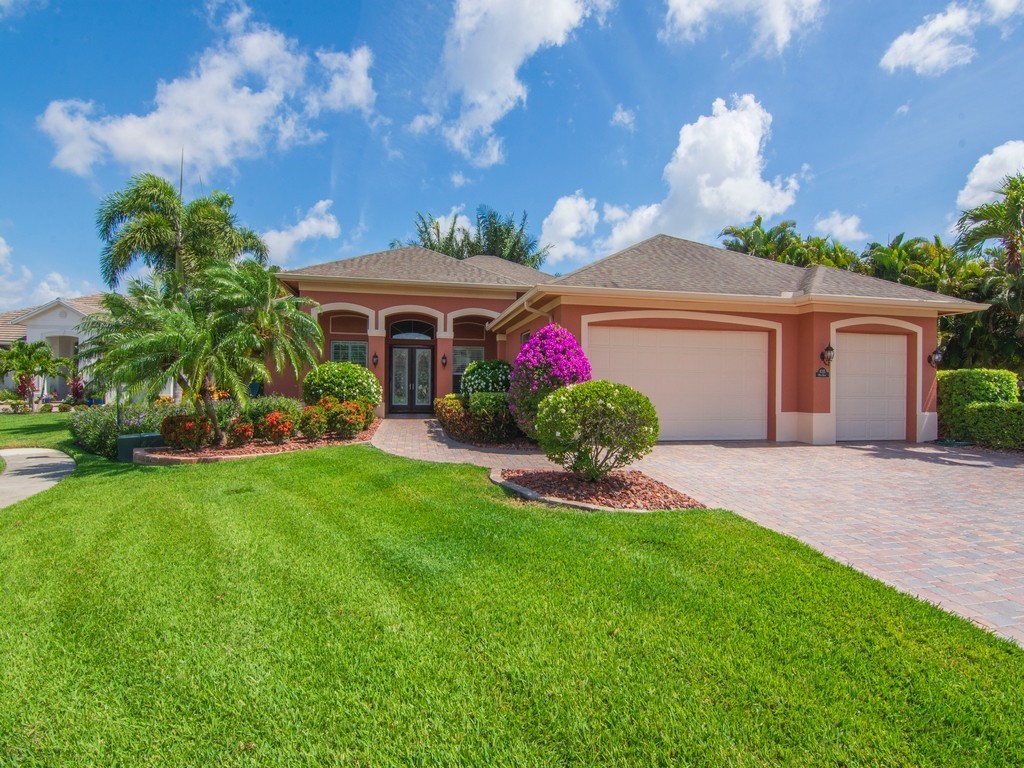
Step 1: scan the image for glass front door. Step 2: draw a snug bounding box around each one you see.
[390,346,433,413]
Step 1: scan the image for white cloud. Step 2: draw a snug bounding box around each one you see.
[661,0,824,54]
[0,234,95,312]
[881,4,981,76]
[451,171,468,187]
[956,140,1024,208]
[435,205,475,237]
[601,94,799,252]
[814,211,869,242]
[432,0,613,167]
[0,0,44,20]
[987,0,1024,21]
[895,102,910,116]
[262,199,341,265]
[38,2,376,178]
[540,191,599,263]
[610,104,636,132]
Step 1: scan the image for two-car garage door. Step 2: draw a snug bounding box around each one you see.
[588,326,768,441]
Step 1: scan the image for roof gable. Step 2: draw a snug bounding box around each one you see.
[9,294,107,325]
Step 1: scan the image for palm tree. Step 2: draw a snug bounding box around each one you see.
[79,263,323,443]
[860,234,928,283]
[720,216,800,261]
[97,173,268,287]
[956,173,1024,274]
[389,212,477,259]
[3,340,55,408]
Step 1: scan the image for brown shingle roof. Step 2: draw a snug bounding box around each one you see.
[553,234,980,306]
[282,246,549,287]
[462,254,555,284]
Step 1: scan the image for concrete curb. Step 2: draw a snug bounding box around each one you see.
[488,468,650,514]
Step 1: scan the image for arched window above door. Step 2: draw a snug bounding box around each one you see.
[390,319,435,340]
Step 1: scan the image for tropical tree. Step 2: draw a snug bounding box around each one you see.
[3,339,55,408]
[79,263,322,443]
[860,234,928,283]
[97,173,268,287]
[392,205,550,267]
[956,173,1024,274]
[720,216,801,261]
[53,355,86,402]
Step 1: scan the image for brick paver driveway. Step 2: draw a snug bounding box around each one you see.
[374,419,1024,644]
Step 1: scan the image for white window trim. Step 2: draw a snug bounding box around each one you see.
[330,340,369,366]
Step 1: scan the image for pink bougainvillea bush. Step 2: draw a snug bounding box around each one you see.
[508,323,591,439]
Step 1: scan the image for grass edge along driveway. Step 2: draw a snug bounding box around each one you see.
[1,414,1022,766]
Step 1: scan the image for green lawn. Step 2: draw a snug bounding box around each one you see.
[1,415,1023,766]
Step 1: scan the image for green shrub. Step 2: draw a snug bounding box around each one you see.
[160,415,214,451]
[937,369,1019,439]
[244,395,303,435]
[259,411,295,444]
[468,391,519,442]
[70,402,187,459]
[298,406,329,439]
[461,360,512,397]
[0,388,21,402]
[433,394,478,443]
[536,380,659,482]
[225,418,254,448]
[960,402,1024,448]
[303,362,383,406]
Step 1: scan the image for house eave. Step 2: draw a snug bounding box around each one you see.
[278,272,533,294]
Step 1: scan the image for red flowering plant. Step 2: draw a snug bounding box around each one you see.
[507,323,591,439]
[160,414,214,451]
[298,406,329,439]
[225,418,254,448]
[259,411,294,444]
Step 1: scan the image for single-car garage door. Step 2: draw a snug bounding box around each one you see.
[835,332,907,441]
[588,326,768,440]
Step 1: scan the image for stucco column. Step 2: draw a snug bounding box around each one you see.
[436,337,453,398]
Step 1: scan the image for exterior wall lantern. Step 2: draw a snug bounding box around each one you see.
[372,352,379,367]
[441,353,448,368]
[820,344,835,366]
[927,347,943,368]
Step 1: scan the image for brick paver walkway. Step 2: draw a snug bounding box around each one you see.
[373,418,1024,644]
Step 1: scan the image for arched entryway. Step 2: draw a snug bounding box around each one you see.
[386,315,437,413]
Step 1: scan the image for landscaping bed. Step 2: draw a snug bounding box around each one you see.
[138,418,380,464]
[502,468,704,511]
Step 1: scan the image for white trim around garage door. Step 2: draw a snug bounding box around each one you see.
[828,316,930,443]
[579,310,789,440]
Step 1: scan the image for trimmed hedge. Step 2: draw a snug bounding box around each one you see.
[244,396,304,432]
[937,369,1019,439]
[960,402,1024,448]
[468,392,518,442]
[71,402,188,459]
[434,395,477,443]
[460,360,512,397]
[303,362,382,407]
[536,380,659,482]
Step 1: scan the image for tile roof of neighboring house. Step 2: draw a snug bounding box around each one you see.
[61,294,108,315]
[2,295,109,341]
[0,305,36,345]
[281,246,552,287]
[552,234,980,307]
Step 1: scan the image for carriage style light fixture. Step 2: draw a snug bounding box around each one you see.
[441,354,448,368]
[927,347,943,368]
[372,352,379,367]
[820,344,835,366]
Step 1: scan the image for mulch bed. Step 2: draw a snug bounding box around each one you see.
[502,469,704,511]
[145,418,381,460]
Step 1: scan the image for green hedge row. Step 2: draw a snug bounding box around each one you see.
[936,368,1021,446]
[958,402,1024,449]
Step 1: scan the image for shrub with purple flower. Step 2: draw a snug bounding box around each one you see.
[507,323,591,439]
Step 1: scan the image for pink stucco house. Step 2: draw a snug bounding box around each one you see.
[276,234,983,445]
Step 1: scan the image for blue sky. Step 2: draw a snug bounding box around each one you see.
[1,0,1023,309]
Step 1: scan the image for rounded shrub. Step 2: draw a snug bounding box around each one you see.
[160,414,214,451]
[259,411,294,444]
[303,362,382,407]
[536,380,659,482]
[937,369,1020,439]
[468,391,518,442]
[225,418,254,448]
[244,396,303,431]
[298,406,329,439]
[433,394,477,442]
[508,323,591,439]
[460,359,512,397]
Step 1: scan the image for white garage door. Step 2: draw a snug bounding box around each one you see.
[588,326,768,440]
[835,332,907,441]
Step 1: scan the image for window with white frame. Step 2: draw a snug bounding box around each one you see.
[331,341,368,367]
[520,330,531,346]
[452,346,485,393]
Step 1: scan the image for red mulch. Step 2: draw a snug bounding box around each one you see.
[502,469,704,511]
[147,418,381,459]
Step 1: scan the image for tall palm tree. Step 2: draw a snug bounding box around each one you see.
[97,173,268,288]
[860,234,928,283]
[389,212,477,259]
[956,173,1024,274]
[4,339,55,408]
[79,263,323,443]
[720,215,800,261]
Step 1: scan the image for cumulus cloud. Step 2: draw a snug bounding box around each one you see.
[987,0,1024,21]
[540,191,599,263]
[957,140,1024,208]
[600,94,799,252]
[814,211,869,243]
[880,4,981,76]
[661,0,824,53]
[262,199,341,265]
[0,234,95,312]
[423,0,612,167]
[38,2,375,178]
[610,104,636,132]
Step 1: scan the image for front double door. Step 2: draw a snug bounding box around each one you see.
[390,346,434,413]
